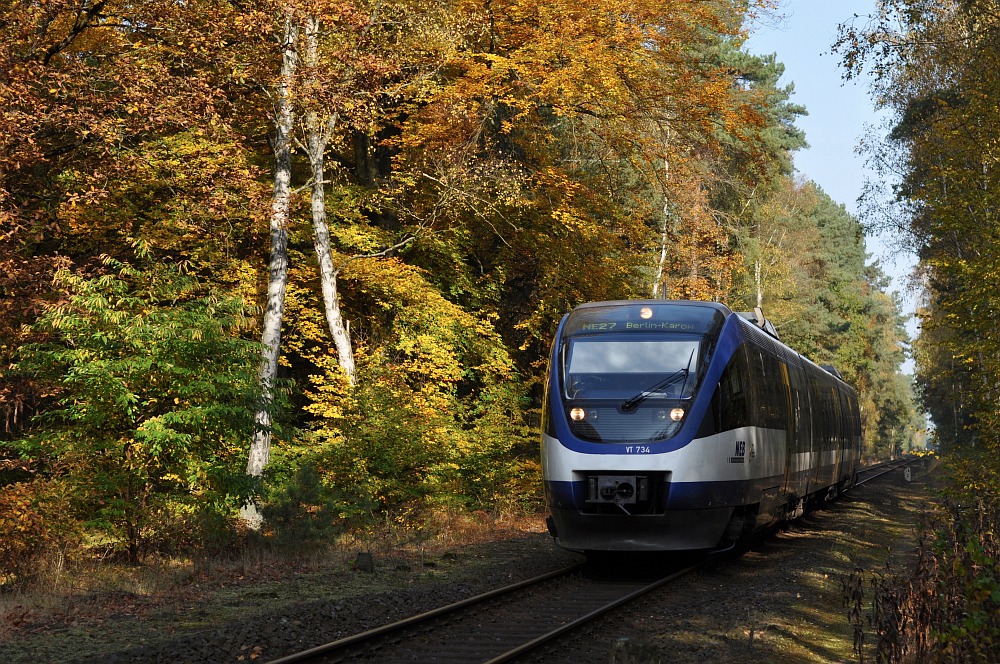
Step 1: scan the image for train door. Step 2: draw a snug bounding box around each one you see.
[753,345,788,520]
[778,360,794,502]
[786,359,811,502]
[833,387,846,486]
[806,370,826,497]
[828,385,844,491]
[840,389,861,485]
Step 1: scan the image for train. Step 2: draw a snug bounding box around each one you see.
[541,300,862,553]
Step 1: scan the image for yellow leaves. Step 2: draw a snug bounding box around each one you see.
[0,481,59,582]
[287,250,518,439]
[330,222,386,255]
[396,332,464,382]
[551,209,598,239]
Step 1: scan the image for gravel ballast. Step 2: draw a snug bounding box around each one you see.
[0,460,935,663]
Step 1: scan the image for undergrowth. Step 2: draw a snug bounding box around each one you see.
[843,461,1000,663]
[1,501,544,643]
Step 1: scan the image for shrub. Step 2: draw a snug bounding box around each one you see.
[844,466,1000,662]
[261,462,344,549]
[12,257,262,562]
[0,481,76,588]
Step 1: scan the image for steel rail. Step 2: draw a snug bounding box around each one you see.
[482,562,703,664]
[485,459,919,662]
[485,459,913,664]
[856,457,915,487]
[265,563,585,664]
[269,458,916,663]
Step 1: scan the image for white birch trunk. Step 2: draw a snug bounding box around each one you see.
[755,257,763,309]
[243,15,299,527]
[303,17,356,385]
[653,130,672,298]
[653,198,670,299]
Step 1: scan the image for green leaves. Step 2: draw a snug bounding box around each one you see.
[0,0,920,562]
[836,1,1000,456]
[13,259,263,559]
[280,253,528,516]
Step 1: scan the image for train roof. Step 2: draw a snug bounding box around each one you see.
[567,300,855,391]
[571,300,777,336]
[570,299,733,313]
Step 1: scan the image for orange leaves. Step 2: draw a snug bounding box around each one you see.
[439,0,768,191]
[0,480,73,586]
[387,0,784,362]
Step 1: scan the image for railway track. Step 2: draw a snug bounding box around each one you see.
[856,457,915,486]
[266,558,705,664]
[267,458,916,664]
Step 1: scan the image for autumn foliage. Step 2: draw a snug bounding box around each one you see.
[831,2,1000,660]
[0,0,914,580]
[836,1,1000,458]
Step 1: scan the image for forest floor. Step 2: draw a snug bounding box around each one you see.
[0,458,938,663]
[547,459,940,663]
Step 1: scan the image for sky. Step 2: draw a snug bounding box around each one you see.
[744,1,918,372]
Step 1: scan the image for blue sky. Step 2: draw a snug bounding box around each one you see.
[744,1,918,369]
[745,2,878,216]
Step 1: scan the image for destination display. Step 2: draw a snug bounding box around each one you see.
[562,302,725,337]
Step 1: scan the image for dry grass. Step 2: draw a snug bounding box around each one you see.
[0,507,548,649]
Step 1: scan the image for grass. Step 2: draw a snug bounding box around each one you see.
[0,509,550,662]
[639,465,938,663]
[1,468,939,664]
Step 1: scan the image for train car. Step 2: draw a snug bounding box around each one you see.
[541,300,862,553]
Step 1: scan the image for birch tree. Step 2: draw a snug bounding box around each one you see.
[301,15,356,385]
[294,0,464,387]
[244,13,298,526]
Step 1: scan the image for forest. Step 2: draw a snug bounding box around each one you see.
[832,1,1000,660]
[0,0,921,582]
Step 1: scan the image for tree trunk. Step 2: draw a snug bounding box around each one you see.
[353,130,379,187]
[243,15,299,528]
[653,134,671,298]
[653,201,670,298]
[303,16,356,385]
[755,257,763,309]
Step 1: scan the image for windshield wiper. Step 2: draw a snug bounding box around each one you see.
[620,349,696,412]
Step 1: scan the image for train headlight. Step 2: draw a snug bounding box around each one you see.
[570,407,586,421]
[670,407,685,422]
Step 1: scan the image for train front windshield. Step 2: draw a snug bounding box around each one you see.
[560,338,703,443]
[564,340,700,398]
[557,303,723,443]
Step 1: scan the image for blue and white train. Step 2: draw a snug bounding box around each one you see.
[541,300,862,553]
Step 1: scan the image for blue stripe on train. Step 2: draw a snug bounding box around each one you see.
[546,478,773,510]
[545,466,841,512]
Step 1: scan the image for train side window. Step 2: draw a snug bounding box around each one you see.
[851,395,862,438]
[831,387,843,449]
[717,346,752,431]
[541,368,554,436]
[763,353,789,429]
[808,374,825,449]
[786,361,808,448]
[838,388,856,446]
[823,379,831,448]
[820,382,836,450]
[750,347,770,427]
